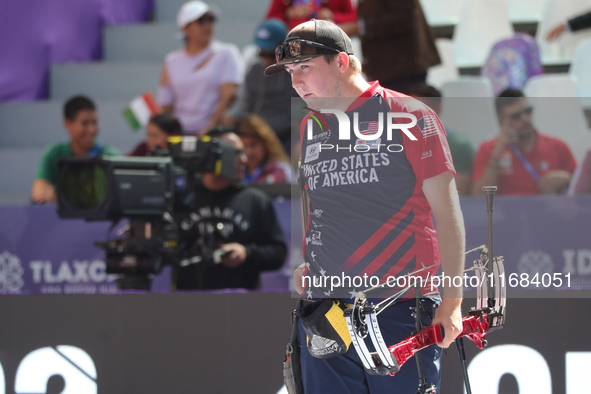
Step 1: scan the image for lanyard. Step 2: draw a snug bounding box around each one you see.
[507,143,540,182]
[88,145,102,157]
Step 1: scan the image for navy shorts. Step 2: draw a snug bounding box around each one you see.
[297,298,442,394]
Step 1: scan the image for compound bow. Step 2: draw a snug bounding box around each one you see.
[343,186,506,394]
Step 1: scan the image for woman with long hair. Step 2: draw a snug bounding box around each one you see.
[234,114,293,184]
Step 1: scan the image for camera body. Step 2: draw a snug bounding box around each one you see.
[56,136,238,290]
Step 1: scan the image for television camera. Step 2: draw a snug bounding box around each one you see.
[56,135,239,290]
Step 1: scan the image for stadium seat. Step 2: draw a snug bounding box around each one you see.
[507,0,548,23]
[50,62,161,101]
[427,38,459,89]
[0,100,144,154]
[0,101,63,148]
[441,76,495,98]
[103,23,181,62]
[524,73,579,97]
[104,19,257,62]
[536,0,591,64]
[570,38,591,97]
[214,17,263,49]
[154,0,267,25]
[419,0,466,26]
[452,0,514,68]
[0,147,46,204]
[440,77,499,147]
[524,74,590,161]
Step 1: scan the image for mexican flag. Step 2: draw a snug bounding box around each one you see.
[123,91,160,131]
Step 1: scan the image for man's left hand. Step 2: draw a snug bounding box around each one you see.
[432,298,463,348]
[538,170,571,194]
[219,243,247,268]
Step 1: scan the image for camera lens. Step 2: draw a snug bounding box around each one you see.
[62,162,108,210]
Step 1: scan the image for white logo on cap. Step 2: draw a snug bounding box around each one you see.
[256,28,271,40]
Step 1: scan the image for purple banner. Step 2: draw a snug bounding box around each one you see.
[0,201,292,294]
[1,196,591,294]
[463,195,591,290]
[0,0,153,101]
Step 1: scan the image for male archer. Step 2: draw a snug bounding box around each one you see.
[265,20,466,392]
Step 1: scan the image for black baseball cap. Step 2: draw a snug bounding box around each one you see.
[264,19,354,76]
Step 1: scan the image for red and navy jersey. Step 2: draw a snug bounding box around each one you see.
[299,81,455,298]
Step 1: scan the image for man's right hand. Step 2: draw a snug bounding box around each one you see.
[491,121,517,159]
[293,263,307,295]
[498,121,518,145]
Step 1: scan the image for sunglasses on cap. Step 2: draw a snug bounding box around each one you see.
[196,14,216,24]
[275,39,340,63]
[508,106,533,121]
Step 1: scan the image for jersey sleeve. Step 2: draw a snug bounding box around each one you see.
[35,145,59,185]
[401,105,455,184]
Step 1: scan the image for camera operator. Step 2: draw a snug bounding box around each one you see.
[172,129,287,290]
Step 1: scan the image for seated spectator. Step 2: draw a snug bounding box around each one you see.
[569,145,591,195]
[265,0,358,36]
[172,129,287,290]
[129,114,183,156]
[234,114,293,184]
[546,10,591,41]
[408,84,475,195]
[31,96,119,204]
[158,1,244,135]
[224,19,298,152]
[472,89,577,195]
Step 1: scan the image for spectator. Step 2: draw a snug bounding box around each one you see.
[158,1,244,135]
[172,129,287,290]
[569,145,591,195]
[225,19,298,152]
[234,114,293,184]
[128,114,183,156]
[546,10,591,41]
[357,0,440,94]
[265,0,358,36]
[408,84,475,195]
[472,89,577,195]
[31,96,119,204]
